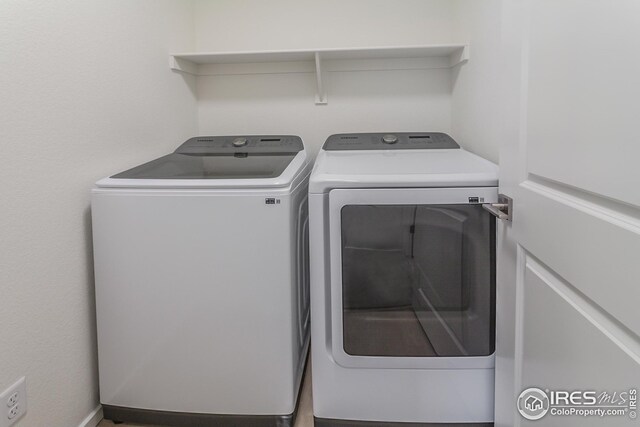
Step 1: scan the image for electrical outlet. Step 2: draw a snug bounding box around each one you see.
[0,378,26,427]
[7,405,18,420]
[6,393,17,408]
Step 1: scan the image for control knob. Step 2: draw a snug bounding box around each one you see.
[232,137,248,147]
[382,134,398,144]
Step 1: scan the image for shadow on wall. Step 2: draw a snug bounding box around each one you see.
[171,70,199,101]
[83,206,100,398]
[192,68,454,154]
[193,68,451,102]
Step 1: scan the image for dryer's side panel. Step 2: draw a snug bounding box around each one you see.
[309,192,333,417]
[91,189,296,415]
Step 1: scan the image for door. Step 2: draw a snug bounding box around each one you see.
[496,1,640,426]
[328,187,497,370]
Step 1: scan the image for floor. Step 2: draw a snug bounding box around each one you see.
[97,361,314,427]
[344,308,435,357]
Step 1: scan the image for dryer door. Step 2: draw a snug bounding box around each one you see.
[328,187,498,369]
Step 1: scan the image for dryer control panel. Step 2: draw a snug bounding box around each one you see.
[323,133,460,151]
[176,135,304,154]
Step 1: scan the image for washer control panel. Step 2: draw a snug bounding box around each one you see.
[176,135,304,154]
[323,132,460,151]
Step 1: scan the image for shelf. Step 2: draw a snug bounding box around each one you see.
[170,44,469,105]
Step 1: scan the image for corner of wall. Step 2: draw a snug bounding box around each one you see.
[77,406,103,427]
[449,0,501,164]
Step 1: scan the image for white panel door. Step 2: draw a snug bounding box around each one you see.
[496,1,640,426]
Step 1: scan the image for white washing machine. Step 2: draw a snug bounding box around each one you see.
[92,135,311,426]
[309,133,499,426]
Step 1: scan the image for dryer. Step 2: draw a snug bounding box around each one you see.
[309,133,498,426]
[92,135,311,426]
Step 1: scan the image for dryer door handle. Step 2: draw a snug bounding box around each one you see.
[483,194,513,221]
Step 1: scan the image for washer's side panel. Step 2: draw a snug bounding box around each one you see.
[92,188,296,415]
[287,177,311,406]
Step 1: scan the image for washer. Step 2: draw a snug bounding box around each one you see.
[309,133,499,426]
[92,135,311,426]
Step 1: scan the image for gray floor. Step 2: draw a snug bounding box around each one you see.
[97,361,313,427]
[343,308,436,357]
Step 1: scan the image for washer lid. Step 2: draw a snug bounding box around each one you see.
[110,152,297,180]
[309,145,498,193]
[96,136,308,189]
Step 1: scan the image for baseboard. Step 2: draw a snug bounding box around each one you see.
[315,418,493,427]
[78,405,103,427]
[103,404,295,427]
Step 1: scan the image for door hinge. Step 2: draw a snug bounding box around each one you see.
[483,194,513,221]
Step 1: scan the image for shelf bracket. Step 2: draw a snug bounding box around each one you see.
[314,52,327,105]
[169,56,198,75]
[449,45,470,68]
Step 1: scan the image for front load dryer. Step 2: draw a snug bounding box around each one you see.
[309,133,499,426]
[92,135,311,427]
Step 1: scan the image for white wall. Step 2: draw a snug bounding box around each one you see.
[194,0,455,52]
[192,0,502,160]
[193,0,458,154]
[0,1,197,426]
[450,0,502,163]
[196,67,454,155]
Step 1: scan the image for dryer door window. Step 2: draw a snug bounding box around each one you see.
[328,186,498,369]
[340,203,495,358]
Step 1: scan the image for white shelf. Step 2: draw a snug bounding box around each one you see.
[170,44,469,105]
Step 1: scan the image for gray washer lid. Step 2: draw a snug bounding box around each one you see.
[110,135,304,180]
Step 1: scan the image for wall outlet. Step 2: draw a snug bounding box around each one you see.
[6,393,17,408]
[7,406,19,420]
[0,378,26,427]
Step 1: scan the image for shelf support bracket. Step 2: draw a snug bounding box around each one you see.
[314,52,327,105]
[169,56,198,76]
[449,45,470,68]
